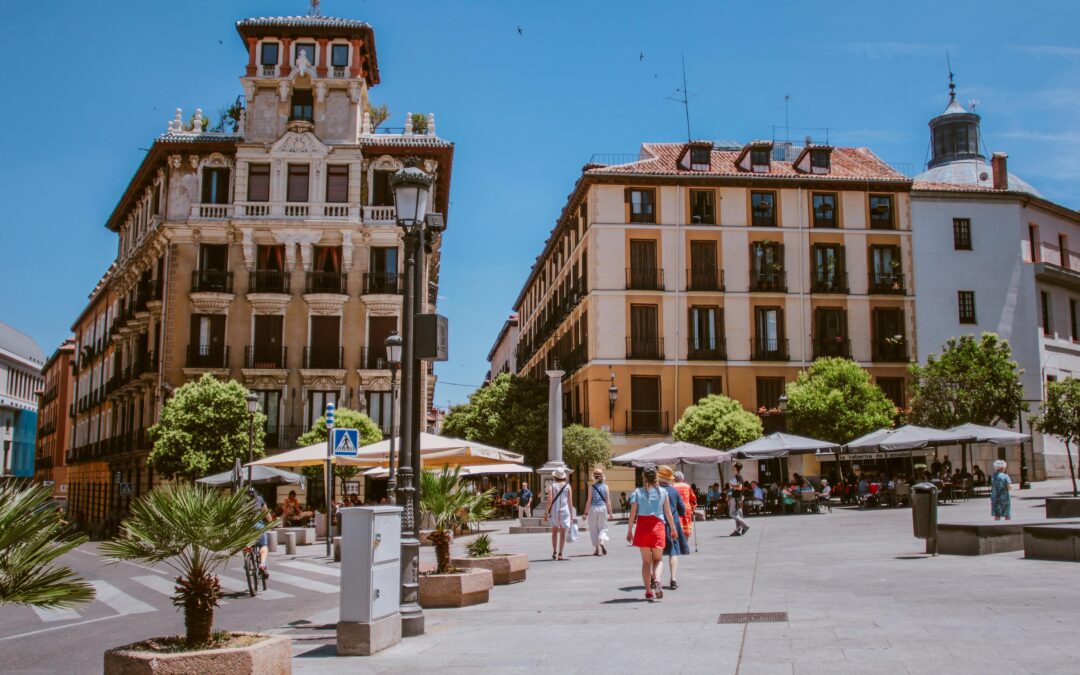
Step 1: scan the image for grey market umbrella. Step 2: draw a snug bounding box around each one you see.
[730,432,840,459]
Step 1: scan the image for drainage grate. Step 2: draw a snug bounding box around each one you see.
[718,612,788,624]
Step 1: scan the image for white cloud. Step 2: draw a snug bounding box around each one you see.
[997,130,1080,143]
[831,129,914,144]
[832,42,951,59]
[1010,45,1080,58]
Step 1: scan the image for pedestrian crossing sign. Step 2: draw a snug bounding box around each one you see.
[332,428,360,457]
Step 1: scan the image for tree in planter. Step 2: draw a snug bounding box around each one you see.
[101,484,276,647]
[410,112,429,134]
[909,333,1026,429]
[563,424,612,473]
[148,375,267,482]
[419,468,494,574]
[441,373,549,467]
[366,103,390,130]
[673,395,763,450]
[295,407,382,482]
[1031,378,1080,497]
[0,483,94,608]
[786,358,896,444]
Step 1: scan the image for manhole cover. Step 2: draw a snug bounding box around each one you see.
[718,612,788,624]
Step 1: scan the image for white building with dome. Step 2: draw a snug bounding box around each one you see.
[911,80,1080,479]
[0,321,45,477]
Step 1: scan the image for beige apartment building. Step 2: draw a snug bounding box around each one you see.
[509,139,914,479]
[65,12,452,535]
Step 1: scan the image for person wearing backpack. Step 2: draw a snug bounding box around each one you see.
[626,464,678,601]
[585,468,613,556]
[544,469,574,560]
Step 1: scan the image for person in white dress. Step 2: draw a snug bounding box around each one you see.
[544,469,574,560]
[585,468,613,556]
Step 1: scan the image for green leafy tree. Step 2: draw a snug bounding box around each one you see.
[441,373,549,467]
[419,468,494,573]
[909,333,1026,428]
[101,485,276,647]
[563,424,612,470]
[367,103,390,129]
[294,407,382,480]
[148,375,267,482]
[786,358,896,443]
[0,483,93,608]
[1032,378,1080,497]
[673,394,763,450]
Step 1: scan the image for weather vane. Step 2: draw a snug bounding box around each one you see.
[309,0,321,17]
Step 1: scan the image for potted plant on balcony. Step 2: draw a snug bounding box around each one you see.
[418,468,496,608]
[100,484,290,674]
[450,533,530,585]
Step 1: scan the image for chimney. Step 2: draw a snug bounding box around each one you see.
[991,152,1009,190]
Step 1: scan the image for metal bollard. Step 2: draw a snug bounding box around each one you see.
[284,531,297,555]
[267,530,278,553]
[333,536,342,562]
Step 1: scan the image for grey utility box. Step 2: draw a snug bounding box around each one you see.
[911,482,939,555]
[337,506,402,656]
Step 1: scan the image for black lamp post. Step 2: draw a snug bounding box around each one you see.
[245,393,259,485]
[385,332,402,500]
[608,375,618,421]
[777,393,788,433]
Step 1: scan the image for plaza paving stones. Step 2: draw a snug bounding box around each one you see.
[293,479,1080,674]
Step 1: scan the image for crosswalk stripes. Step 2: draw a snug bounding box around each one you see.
[280,561,341,578]
[268,570,339,594]
[31,606,80,622]
[216,574,294,600]
[89,580,156,615]
[132,574,180,597]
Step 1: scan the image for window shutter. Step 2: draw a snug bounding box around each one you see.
[624,188,632,203]
[326,165,349,203]
[248,164,270,202]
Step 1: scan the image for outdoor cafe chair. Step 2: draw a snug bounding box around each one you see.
[799,491,820,514]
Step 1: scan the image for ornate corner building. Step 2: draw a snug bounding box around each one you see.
[65,12,453,537]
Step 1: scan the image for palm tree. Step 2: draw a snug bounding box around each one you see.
[0,482,93,608]
[419,468,494,574]
[100,484,276,647]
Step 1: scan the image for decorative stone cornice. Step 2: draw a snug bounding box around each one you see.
[363,296,402,316]
[189,292,235,314]
[246,293,290,315]
[303,293,348,315]
[300,370,347,389]
[182,367,229,379]
[241,370,289,390]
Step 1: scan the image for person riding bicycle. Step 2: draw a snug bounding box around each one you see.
[248,487,272,578]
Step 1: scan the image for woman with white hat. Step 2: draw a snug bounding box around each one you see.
[585,468,613,556]
[544,468,574,560]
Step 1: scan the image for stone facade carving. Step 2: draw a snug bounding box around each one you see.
[364,298,402,316]
[241,229,255,271]
[341,230,354,273]
[189,292,234,314]
[246,293,290,315]
[303,293,348,315]
[271,131,331,157]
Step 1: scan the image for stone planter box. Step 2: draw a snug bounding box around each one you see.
[419,567,493,608]
[104,632,290,675]
[1046,497,1080,519]
[450,553,529,585]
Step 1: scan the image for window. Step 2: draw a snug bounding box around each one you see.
[291,88,313,122]
[1060,234,1069,268]
[629,376,662,433]
[1070,299,1078,341]
[366,391,393,434]
[200,168,230,205]
[812,244,845,292]
[953,218,972,250]
[869,245,903,292]
[326,165,349,203]
[812,193,837,228]
[689,189,715,224]
[628,239,659,289]
[692,377,722,403]
[872,308,906,361]
[1029,224,1040,262]
[331,44,349,68]
[869,195,894,229]
[1041,291,1052,335]
[372,170,393,206]
[367,316,398,368]
[688,306,723,358]
[628,305,660,358]
[751,191,776,227]
[754,307,784,358]
[247,163,270,202]
[750,148,771,169]
[370,247,398,274]
[260,42,279,66]
[626,188,655,223]
[306,390,338,431]
[287,164,310,202]
[814,308,848,357]
[253,390,281,443]
[756,377,785,411]
[877,378,905,408]
[810,150,831,171]
[750,241,784,291]
[690,146,711,167]
[689,240,719,290]
[958,291,977,324]
[295,42,316,65]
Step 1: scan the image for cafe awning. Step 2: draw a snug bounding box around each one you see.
[947,423,1030,446]
[730,432,840,459]
[845,425,976,452]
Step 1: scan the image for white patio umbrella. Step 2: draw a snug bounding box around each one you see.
[197,465,305,487]
[338,432,524,467]
[948,423,1031,473]
[730,432,840,459]
[613,440,733,467]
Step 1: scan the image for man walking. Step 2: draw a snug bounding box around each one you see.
[728,463,749,537]
[517,483,533,519]
[673,471,697,541]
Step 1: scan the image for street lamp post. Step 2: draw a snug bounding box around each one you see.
[608,373,618,422]
[385,332,402,501]
[245,393,258,486]
[777,393,789,433]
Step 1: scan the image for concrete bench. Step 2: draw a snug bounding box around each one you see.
[279,527,315,546]
[938,522,1028,556]
[1046,497,1080,519]
[1024,524,1080,562]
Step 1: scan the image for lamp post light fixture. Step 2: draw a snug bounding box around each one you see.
[777,393,788,433]
[245,392,259,486]
[385,332,403,501]
[608,374,618,420]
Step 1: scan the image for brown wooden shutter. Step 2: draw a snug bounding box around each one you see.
[326,165,349,203]
[287,164,310,202]
[248,164,270,202]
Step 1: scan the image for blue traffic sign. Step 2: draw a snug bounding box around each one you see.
[332,427,360,457]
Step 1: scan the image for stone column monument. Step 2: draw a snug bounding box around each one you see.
[535,368,570,518]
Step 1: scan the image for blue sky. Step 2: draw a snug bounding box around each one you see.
[1,0,1078,405]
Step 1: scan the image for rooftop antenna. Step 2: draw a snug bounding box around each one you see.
[784,94,791,144]
[666,54,693,142]
[309,0,321,17]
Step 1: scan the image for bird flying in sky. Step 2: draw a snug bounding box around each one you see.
[517,26,524,36]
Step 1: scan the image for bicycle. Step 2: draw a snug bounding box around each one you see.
[242,545,267,597]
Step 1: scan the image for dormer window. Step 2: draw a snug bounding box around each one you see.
[331,44,349,68]
[260,42,279,66]
[690,146,711,169]
[291,88,313,122]
[750,148,771,172]
[295,43,316,66]
[810,150,831,171]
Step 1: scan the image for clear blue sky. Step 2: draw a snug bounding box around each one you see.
[1,0,1077,405]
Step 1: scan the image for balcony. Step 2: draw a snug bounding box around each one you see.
[362,272,402,295]
[687,267,724,292]
[750,270,787,292]
[191,269,233,293]
[751,337,789,361]
[872,339,909,363]
[303,346,344,369]
[813,338,852,359]
[811,272,849,294]
[562,342,587,373]
[190,203,233,219]
[362,205,396,224]
[186,345,229,369]
[626,336,665,360]
[244,346,287,369]
[626,410,670,435]
[305,271,347,295]
[249,270,290,294]
[688,337,727,360]
[360,347,391,370]
[136,277,163,310]
[626,267,665,291]
[868,271,906,295]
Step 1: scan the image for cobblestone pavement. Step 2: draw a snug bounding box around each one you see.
[293,480,1080,674]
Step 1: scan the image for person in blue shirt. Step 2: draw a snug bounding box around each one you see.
[517,483,533,519]
[626,465,678,601]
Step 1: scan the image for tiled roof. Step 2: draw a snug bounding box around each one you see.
[237,16,371,29]
[358,135,454,148]
[588,143,909,183]
[0,321,46,364]
[155,132,242,144]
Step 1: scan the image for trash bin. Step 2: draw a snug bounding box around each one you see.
[911,482,939,554]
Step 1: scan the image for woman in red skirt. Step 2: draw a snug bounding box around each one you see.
[626,464,678,601]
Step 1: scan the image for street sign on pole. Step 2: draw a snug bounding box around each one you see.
[119,483,132,497]
[325,402,335,557]
[333,428,360,457]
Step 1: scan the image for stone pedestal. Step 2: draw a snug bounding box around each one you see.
[336,614,402,656]
[1046,497,1080,519]
[536,369,570,517]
